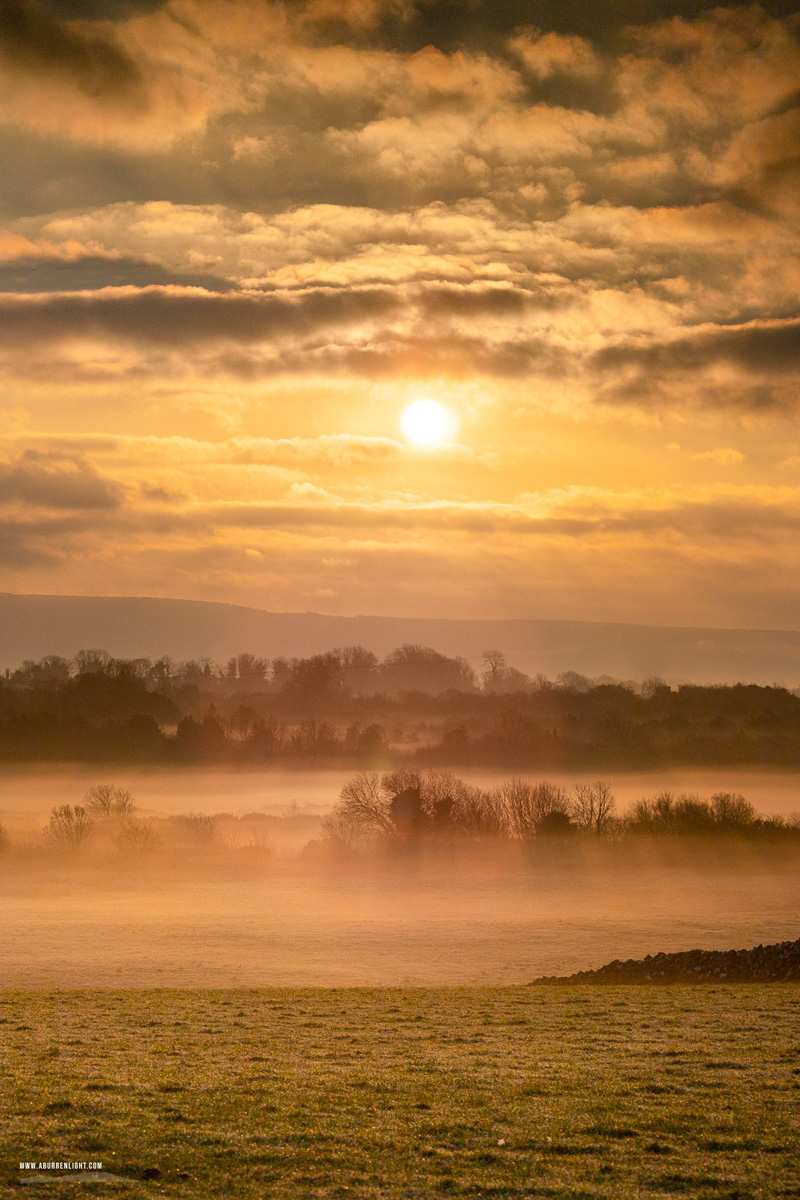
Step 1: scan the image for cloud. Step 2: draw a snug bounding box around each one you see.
[1,0,800,628]
[0,284,402,347]
[693,447,745,466]
[4,431,486,476]
[0,251,233,293]
[0,449,122,509]
[0,0,144,102]
[0,520,61,567]
[594,319,800,410]
[718,107,800,221]
[509,28,601,81]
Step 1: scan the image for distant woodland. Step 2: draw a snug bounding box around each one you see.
[2,644,800,768]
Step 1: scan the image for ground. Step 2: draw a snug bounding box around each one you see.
[2,986,798,1199]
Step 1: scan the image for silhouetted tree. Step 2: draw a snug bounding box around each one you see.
[46,805,94,851]
[572,780,616,833]
[380,644,476,694]
[83,784,136,818]
[495,779,571,841]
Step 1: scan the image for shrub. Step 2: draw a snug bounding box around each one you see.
[627,793,722,836]
[174,813,217,843]
[116,819,158,855]
[536,810,577,837]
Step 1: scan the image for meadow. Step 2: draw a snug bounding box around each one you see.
[2,985,798,1199]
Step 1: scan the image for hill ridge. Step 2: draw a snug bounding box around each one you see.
[2,593,800,685]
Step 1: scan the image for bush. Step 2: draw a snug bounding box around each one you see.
[626,791,758,836]
[174,813,217,843]
[116,818,157,855]
[535,810,577,837]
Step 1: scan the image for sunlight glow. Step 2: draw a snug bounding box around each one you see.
[402,399,449,445]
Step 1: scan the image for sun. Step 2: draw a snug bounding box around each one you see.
[401,399,449,445]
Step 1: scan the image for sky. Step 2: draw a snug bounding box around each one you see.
[0,0,798,627]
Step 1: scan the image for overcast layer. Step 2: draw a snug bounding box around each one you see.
[1,0,798,625]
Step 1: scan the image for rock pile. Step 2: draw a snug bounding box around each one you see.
[533,937,800,984]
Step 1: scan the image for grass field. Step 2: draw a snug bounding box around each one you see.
[2,986,798,1199]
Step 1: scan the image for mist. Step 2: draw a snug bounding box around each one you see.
[1,766,797,990]
[3,764,800,829]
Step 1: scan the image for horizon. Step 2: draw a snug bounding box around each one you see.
[4,589,800,635]
[4,591,800,685]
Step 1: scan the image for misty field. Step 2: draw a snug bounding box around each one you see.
[3,986,799,1200]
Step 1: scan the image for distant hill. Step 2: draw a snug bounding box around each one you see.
[1,593,800,686]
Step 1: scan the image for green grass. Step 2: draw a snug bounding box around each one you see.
[1,986,798,1198]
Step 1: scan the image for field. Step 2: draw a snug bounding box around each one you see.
[2,986,798,1199]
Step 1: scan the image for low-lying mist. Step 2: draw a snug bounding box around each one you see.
[1,770,797,990]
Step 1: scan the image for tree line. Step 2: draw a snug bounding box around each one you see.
[322,771,800,853]
[7,773,795,866]
[1,646,800,767]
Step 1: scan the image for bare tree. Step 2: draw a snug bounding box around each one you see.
[339,772,396,835]
[481,649,506,691]
[321,810,364,852]
[73,649,111,676]
[572,780,616,834]
[495,779,572,842]
[481,650,529,694]
[321,773,392,850]
[710,793,756,828]
[628,792,714,835]
[381,768,421,800]
[83,785,136,819]
[449,784,506,838]
[46,805,94,851]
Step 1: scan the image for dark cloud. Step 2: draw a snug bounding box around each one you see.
[596,320,800,377]
[0,452,122,509]
[0,0,146,105]
[208,331,565,382]
[1,4,795,226]
[40,0,800,48]
[419,285,529,318]
[102,491,800,544]
[299,0,800,53]
[0,521,60,567]
[0,254,233,294]
[335,333,565,379]
[42,0,164,17]
[0,286,401,347]
[592,320,800,411]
